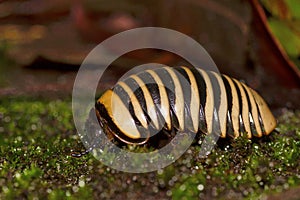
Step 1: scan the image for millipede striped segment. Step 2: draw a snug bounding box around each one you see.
[241,82,262,137]
[198,69,215,135]
[131,75,160,130]
[180,67,200,133]
[233,79,251,138]
[145,69,172,130]
[210,71,228,138]
[96,66,277,145]
[98,89,141,139]
[222,75,240,138]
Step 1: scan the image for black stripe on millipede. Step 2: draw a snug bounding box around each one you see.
[174,67,193,130]
[252,92,266,134]
[190,68,207,133]
[154,68,179,130]
[137,70,166,131]
[123,77,150,124]
[207,71,221,135]
[137,71,161,105]
[221,75,234,138]
[241,84,257,137]
[190,68,207,110]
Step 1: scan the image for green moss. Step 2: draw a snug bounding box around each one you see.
[0,97,299,199]
[168,110,300,199]
[0,97,93,199]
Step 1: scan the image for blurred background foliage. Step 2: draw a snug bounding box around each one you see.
[261,0,300,69]
[0,0,299,103]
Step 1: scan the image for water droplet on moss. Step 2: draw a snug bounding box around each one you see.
[255,175,262,182]
[259,181,264,186]
[166,190,172,196]
[4,116,10,122]
[78,179,85,187]
[16,136,22,141]
[72,186,79,192]
[158,179,165,187]
[179,184,186,191]
[197,184,204,191]
[152,186,159,193]
[31,124,37,130]
[242,190,249,196]
[237,175,242,180]
[172,176,178,182]
[15,172,21,179]
[65,190,71,197]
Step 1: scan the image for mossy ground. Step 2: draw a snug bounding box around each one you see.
[0,97,299,199]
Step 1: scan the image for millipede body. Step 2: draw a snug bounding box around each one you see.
[95,66,277,146]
